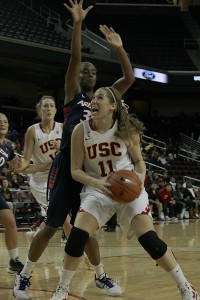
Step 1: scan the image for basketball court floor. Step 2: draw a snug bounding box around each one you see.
[0,219,200,299]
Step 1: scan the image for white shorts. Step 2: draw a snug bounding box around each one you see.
[30,179,48,217]
[80,187,151,240]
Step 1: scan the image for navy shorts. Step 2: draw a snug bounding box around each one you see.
[0,192,10,210]
[46,152,83,228]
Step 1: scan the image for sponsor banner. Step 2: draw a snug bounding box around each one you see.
[134,68,168,84]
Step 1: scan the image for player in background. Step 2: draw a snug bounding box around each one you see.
[0,113,24,274]
[16,96,62,238]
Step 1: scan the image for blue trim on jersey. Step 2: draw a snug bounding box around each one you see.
[60,92,91,153]
[0,143,15,173]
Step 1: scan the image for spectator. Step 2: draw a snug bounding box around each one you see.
[152,171,160,182]
[1,178,13,212]
[157,153,170,167]
[183,180,199,219]
[144,170,153,189]
[150,147,160,163]
[169,176,177,191]
[0,167,12,183]
[10,173,20,189]
[158,183,180,221]
[173,183,187,220]
[157,177,165,190]
[162,171,170,183]
[147,182,164,221]
[196,188,200,212]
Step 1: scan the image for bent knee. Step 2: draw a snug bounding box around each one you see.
[138,230,167,260]
[65,226,89,257]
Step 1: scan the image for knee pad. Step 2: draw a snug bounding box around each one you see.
[138,230,167,260]
[65,226,89,257]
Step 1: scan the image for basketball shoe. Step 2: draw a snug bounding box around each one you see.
[178,282,200,300]
[50,285,68,300]
[61,232,67,244]
[7,258,24,274]
[95,273,122,296]
[13,273,32,299]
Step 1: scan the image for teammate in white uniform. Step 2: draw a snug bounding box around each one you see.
[51,86,199,300]
[17,96,62,235]
[29,121,62,215]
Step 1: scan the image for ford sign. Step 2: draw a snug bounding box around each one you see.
[134,68,168,84]
[142,71,156,80]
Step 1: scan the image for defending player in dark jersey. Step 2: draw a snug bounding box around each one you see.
[47,91,92,227]
[0,113,24,274]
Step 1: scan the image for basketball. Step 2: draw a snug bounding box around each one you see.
[107,169,142,203]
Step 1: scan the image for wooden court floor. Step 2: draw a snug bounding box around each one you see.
[1,219,200,299]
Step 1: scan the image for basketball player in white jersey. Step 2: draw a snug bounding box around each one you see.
[50,86,199,300]
[17,96,63,236]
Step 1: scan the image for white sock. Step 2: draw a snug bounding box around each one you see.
[93,263,105,278]
[8,248,18,260]
[59,269,75,287]
[20,258,36,277]
[169,264,187,285]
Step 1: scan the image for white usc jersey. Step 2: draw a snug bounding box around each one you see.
[83,119,134,179]
[29,121,62,210]
[30,122,62,182]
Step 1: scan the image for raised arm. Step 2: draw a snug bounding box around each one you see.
[64,0,93,104]
[99,25,135,96]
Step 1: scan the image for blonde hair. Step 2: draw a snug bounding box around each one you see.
[103,87,145,140]
[0,113,7,119]
[36,96,56,120]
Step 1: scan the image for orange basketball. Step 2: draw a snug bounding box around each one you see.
[107,169,142,203]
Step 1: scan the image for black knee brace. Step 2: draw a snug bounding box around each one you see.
[65,226,89,257]
[138,230,167,260]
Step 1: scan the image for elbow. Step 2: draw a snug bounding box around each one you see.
[71,170,76,181]
[126,76,135,89]
[129,75,135,86]
[126,75,135,86]
[71,169,80,181]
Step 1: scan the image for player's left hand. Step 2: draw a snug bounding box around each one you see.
[12,155,22,169]
[99,25,123,49]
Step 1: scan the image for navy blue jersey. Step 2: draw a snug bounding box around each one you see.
[0,142,15,173]
[60,92,91,154]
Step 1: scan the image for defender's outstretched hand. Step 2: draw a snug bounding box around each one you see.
[99,25,123,49]
[64,0,93,23]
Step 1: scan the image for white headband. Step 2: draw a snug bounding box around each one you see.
[105,87,129,111]
[105,87,117,104]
